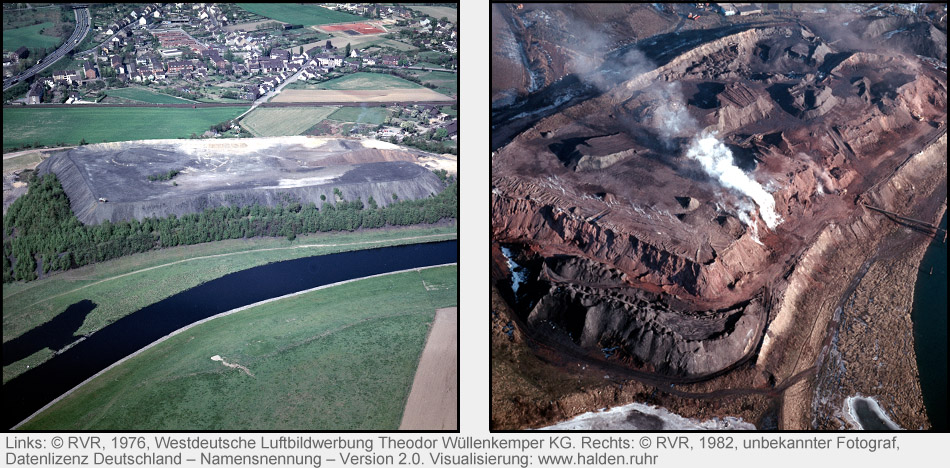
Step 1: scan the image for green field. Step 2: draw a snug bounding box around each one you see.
[240,106,338,136]
[238,3,363,26]
[19,265,457,430]
[327,106,389,125]
[376,38,418,51]
[2,225,456,383]
[317,72,423,90]
[406,5,458,23]
[2,107,248,149]
[409,70,458,96]
[2,22,62,52]
[106,87,195,104]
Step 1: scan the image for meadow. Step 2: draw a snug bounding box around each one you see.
[238,4,363,26]
[317,72,423,90]
[18,265,457,430]
[2,107,248,149]
[240,106,338,136]
[2,225,457,383]
[2,22,62,52]
[327,106,389,125]
[407,70,458,96]
[406,5,458,23]
[105,87,195,104]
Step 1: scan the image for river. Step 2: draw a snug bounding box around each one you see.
[911,212,947,430]
[4,240,457,429]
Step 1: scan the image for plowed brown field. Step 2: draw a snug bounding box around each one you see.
[399,307,458,430]
[271,88,453,103]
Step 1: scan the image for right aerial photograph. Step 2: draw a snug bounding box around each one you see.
[490,3,947,431]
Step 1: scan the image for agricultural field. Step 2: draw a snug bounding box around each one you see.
[317,72,424,90]
[2,107,248,150]
[2,226,457,383]
[19,265,457,430]
[3,5,70,52]
[406,5,458,23]
[376,38,418,51]
[106,87,196,104]
[238,3,363,26]
[327,106,389,125]
[407,70,458,96]
[271,88,454,103]
[240,106,338,136]
[2,22,63,52]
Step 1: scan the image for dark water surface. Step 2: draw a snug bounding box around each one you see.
[4,241,457,429]
[911,212,947,431]
[852,398,894,430]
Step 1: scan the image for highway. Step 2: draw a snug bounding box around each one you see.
[3,6,91,92]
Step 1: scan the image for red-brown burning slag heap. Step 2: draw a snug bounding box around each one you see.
[491,3,947,430]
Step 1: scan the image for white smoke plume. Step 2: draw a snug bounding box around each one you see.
[686,132,782,229]
[554,6,781,231]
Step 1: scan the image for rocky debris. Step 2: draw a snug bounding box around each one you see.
[528,255,766,377]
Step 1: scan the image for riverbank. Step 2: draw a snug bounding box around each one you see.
[813,206,942,429]
[18,265,457,430]
[3,223,457,383]
[808,142,947,430]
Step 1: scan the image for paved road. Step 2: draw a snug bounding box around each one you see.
[75,21,138,58]
[2,146,75,160]
[3,7,90,92]
[235,63,312,121]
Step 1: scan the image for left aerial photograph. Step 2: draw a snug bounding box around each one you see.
[2,3,459,430]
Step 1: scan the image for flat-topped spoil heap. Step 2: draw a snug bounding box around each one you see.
[37,137,448,225]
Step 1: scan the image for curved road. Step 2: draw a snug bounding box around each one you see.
[3,7,90,92]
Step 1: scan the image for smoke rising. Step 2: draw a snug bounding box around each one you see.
[558,5,782,231]
[686,132,782,229]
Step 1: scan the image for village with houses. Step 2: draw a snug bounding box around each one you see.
[3,3,458,153]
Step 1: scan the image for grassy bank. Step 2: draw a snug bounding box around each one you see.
[3,224,456,383]
[19,265,457,430]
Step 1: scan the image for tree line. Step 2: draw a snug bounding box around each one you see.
[3,173,458,282]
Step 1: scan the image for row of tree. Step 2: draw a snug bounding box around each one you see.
[3,174,458,283]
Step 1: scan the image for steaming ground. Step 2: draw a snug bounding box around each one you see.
[687,132,782,230]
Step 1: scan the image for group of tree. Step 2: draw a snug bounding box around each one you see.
[146,169,181,182]
[396,134,457,155]
[3,174,458,283]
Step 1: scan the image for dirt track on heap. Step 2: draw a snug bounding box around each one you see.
[399,307,458,430]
